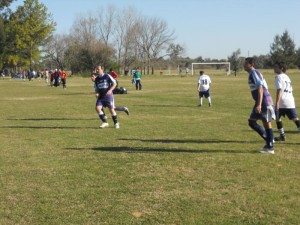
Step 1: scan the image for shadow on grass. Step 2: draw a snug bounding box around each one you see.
[65,146,257,154]
[5,118,95,121]
[119,138,252,144]
[0,125,97,129]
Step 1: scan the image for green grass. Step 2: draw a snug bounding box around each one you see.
[0,71,299,225]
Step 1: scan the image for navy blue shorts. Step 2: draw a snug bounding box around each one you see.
[199,89,210,98]
[276,108,298,120]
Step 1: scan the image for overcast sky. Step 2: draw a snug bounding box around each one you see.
[11,0,300,59]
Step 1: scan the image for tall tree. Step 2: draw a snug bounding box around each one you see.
[6,0,56,69]
[227,48,241,76]
[134,17,175,74]
[269,30,297,67]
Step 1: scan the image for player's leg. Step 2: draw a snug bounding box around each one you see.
[206,90,211,107]
[108,99,119,128]
[248,119,267,140]
[115,106,129,115]
[199,92,203,106]
[96,101,108,128]
[288,109,300,131]
[275,109,285,141]
[260,107,275,154]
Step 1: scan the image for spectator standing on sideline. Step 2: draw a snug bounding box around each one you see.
[94,66,120,128]
[61,69,68,89]
[109,68,119,88]
[244,57,275,154]
[197,71,212,107]
[44,69,49,84]
[273,61,300,141]
[133,68,142,90]
[186,67,189,76]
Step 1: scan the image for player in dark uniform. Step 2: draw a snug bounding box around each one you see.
[94,66,119,128]
[244,57,275,154]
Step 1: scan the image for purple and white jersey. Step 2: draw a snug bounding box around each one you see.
[94,73,116,99]
[248,69,273,110]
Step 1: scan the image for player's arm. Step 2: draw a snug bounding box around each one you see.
[106,75,117,95]
[275,89,282,111]
[255,85,263,113]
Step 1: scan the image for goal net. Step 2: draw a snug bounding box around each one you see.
[192,62,231,76]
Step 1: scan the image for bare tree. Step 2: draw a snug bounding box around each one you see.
[44,34,70,69]
[97,5,117,47]
[114,6,139,71]
[134,17,175,74]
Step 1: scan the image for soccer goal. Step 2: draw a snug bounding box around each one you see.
[192,62,231,76]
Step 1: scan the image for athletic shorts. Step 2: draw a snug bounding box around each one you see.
[199,89,210,98]
[250,105,275,123]
[96,95,115,109]
[276,108,298,120]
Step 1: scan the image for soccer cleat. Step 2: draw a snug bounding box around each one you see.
[259,145,275,154]
[274,136,286,141]
[209,103,211,107]
[124,107,129,116]
[99,122,109,128]
[114,123,120,129]
[198,104,202,107]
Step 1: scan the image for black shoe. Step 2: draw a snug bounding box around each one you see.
[274,136,286,141]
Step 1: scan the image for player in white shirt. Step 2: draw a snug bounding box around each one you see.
[197,71,212,107]
[274,61,300,141]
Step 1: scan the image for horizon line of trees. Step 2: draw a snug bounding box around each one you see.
[1,0,300,76]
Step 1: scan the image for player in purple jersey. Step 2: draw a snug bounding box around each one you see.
[244,57,275,154]
[94,66,120,128]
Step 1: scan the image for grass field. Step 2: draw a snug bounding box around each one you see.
[0,70,299,224]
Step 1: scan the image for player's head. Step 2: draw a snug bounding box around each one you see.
[96,66,104,75]
[109,68,113,72]
[200,71,204,75]
[244,57,255,72]
[274,61,287,74]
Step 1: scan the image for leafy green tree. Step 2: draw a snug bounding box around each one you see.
[5,0,56,69]
[0,0,14,11]
[270,30,297,67]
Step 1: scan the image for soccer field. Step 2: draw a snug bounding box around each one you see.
[0,72,299,224]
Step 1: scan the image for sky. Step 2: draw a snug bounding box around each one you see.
[10,0,300,59]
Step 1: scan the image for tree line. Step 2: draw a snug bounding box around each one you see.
[1,0,300,76]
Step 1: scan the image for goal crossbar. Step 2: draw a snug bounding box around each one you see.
[192,62,231,76]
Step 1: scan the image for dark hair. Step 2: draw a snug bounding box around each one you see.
[200,71,204,74]
[245,57,255,64]
[274,61,287,72]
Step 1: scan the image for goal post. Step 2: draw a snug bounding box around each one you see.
[192,62,231,76]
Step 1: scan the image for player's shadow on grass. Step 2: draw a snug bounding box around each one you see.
[5,118,95,121]
[135,104,191,108]
[119,138,252,144]
[0,125,98,129]
[65,146,257,154]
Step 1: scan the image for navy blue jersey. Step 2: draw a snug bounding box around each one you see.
[94,73,116,98]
